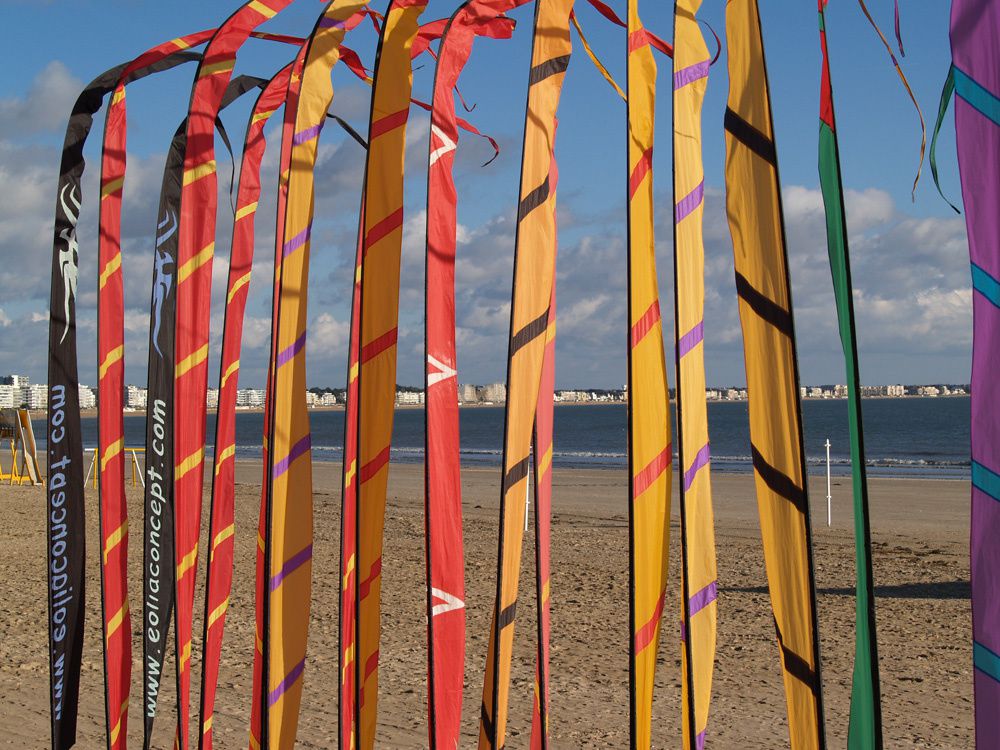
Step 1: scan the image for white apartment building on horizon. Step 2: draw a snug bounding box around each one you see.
[236,388,266,409]
[79,385,96,410]
[124,385,147,410]
[317,392,339,406]
[0,375,31,409]
[24,384,48,410]
[395,390,424,406]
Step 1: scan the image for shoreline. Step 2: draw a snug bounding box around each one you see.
[36,392,971,421]
[31,451,971,484]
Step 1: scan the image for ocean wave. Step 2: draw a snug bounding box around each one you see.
[228,442,968,472]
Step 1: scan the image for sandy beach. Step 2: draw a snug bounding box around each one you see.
[0,462,971,747]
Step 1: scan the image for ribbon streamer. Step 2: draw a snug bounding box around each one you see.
[929,66,962,214]
[855,0,925,199]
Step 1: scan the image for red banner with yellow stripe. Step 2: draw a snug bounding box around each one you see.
[624,2,671,746]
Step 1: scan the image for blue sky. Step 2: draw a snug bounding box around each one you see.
[0,0,971,390]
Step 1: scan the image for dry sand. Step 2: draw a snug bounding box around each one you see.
[0,462,971,747]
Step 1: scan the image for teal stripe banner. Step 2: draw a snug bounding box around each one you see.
[974,641,1000,684]
[954,65,1000,127]
[973,460,1000,503]
[972,263,1000,309]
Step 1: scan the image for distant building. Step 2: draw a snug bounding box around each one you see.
[479,383,506,404]
[887,384,905,397]
[124,385,147,410]
[206,388,220,409]
[0,384,14,409]
[458,384,479,404]
[1,375,31,407]
[917,386,941,397]
[833,384,848,398]
[0,375,29,389]
[236,388,266,408]
[306,391,342,407]
[79,385,96,410]
[24,384,48,410]
[396,390,424,406]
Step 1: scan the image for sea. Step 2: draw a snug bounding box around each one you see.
[32,396,971,480]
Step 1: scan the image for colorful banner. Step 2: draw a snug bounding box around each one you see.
[816,3,883,748]
[422,4,517,748]
[479,1,572,748]
[671,1,717,748]
[261,4,363,748]
[340,197,364,750]
[349,4,429,748]
[95,63,134,750]
[625,2,671,747]
[195,67,294,750]
[46,38,206,750]
[143,107,185,750]
[251,45,308,750]
[529,289,556,750]
[723,2,826,747]
[140,70,262,749]
[949,0,1000,745]
[141,73,264,750]
[170,4,294,748]
[97,33,228,750]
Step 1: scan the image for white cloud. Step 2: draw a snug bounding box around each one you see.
[0,61,83,139]
[309,312,350,357]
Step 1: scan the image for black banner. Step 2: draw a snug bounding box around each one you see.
[141,118,183,749]
[46,51,200,750]
[141,75,265,748]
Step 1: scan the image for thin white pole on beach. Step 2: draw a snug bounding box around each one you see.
[825,438,832,527]
[84,447,95,487]
[132,449,145,489]
[525,471,531,532]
